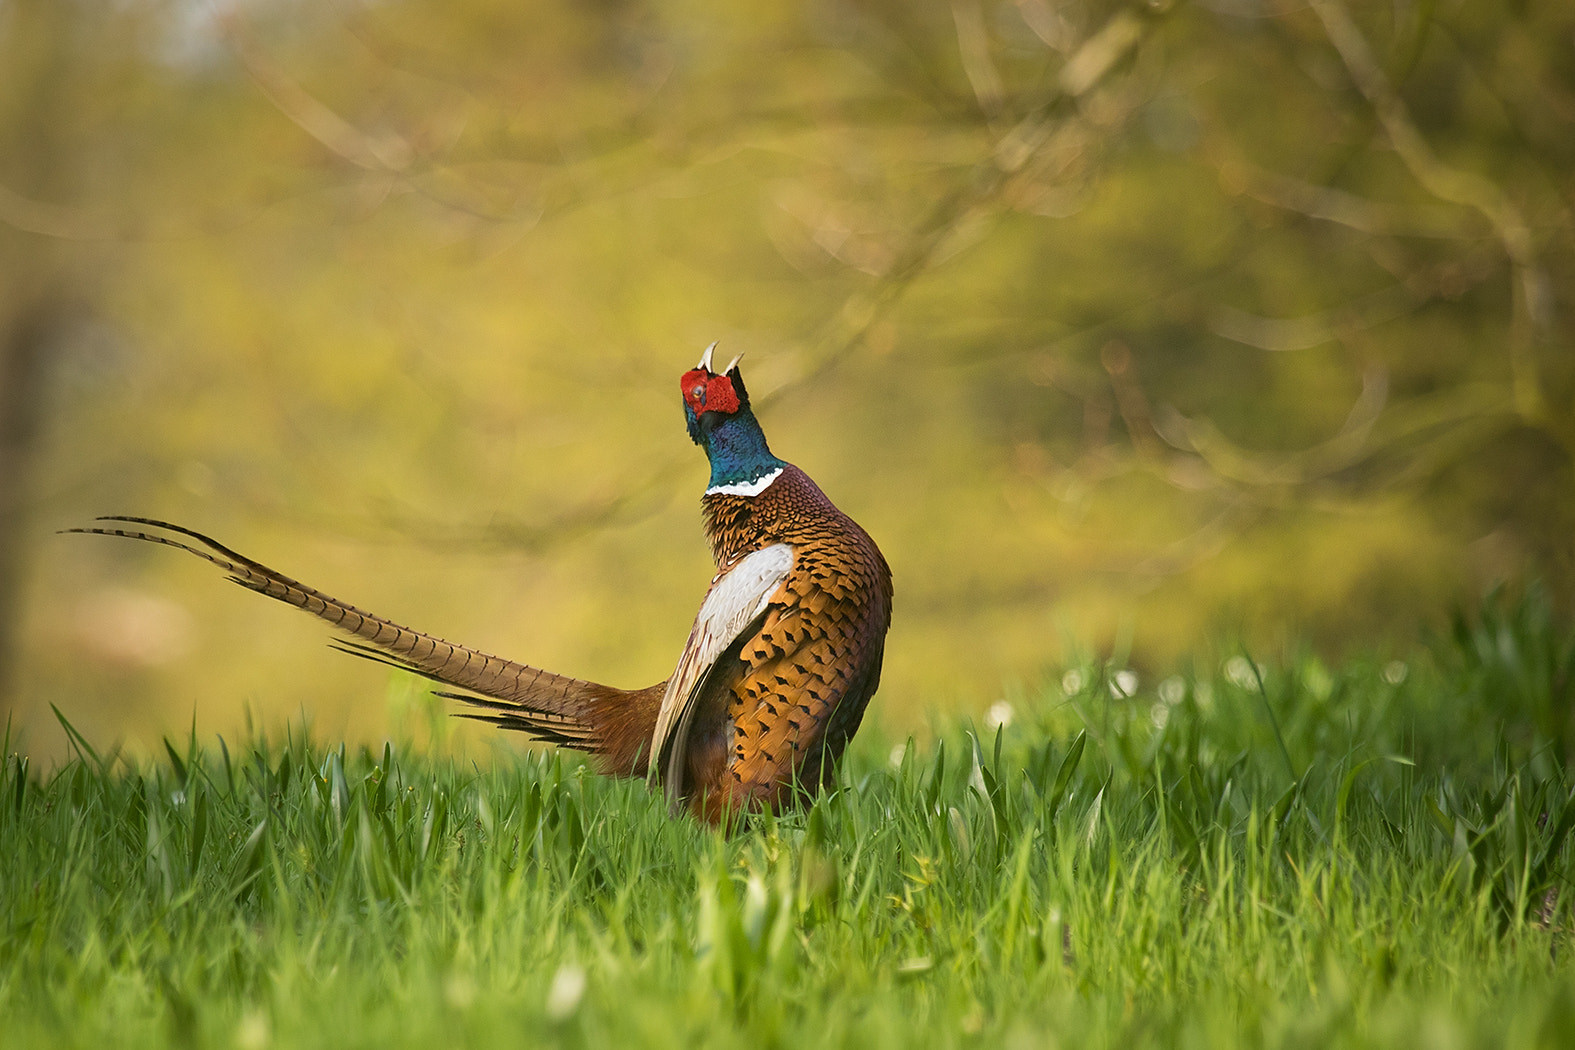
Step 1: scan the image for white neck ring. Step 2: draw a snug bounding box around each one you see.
[706,467,784,497]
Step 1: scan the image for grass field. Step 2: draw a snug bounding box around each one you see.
[4,592,1575,1049]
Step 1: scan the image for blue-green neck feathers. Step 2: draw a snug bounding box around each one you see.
[695,407,787,494]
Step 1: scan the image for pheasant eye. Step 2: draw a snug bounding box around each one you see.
[691,384,705,400]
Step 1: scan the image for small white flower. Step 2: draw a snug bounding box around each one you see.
[1158,676,1186,706]
[1061,669,1084,695]
[985,700,1014,729]
[888,742,907,768]
[1382,660,1408,685]
[1225,656,1258,689]
[1150,703,1169,729]
[1111,670,1139,698]
[545,964,586,1021]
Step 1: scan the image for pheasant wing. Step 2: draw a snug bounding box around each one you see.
[720,539,890,811]
[651,542,794,805]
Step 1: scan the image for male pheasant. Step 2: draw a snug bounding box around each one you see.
[69,349,893,823]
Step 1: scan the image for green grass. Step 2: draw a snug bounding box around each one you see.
[5,594,1575,1048]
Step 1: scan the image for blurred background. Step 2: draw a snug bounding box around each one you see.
[2,0,1571,763]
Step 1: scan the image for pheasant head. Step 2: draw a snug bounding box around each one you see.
[680,343,786,496]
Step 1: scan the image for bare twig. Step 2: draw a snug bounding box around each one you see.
[1169,379,1513,491]
[1057,11,1145,99]
[1214,151,1481,241]
[760,6,1162,410]
[1013,0,1075,53]
[1100,341,1164,460]
[1307,0,1552,430]
[0,183,114,241]
[1209,286,1420,353]
[952,1,1004,119]
[220,14,412,174]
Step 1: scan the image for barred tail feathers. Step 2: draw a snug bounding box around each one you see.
[66,516,620,752]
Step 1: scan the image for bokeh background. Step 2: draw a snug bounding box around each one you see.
[2,0,1571,763]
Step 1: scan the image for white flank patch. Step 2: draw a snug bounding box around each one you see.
[706,466,784,497]
[649,542,796,800]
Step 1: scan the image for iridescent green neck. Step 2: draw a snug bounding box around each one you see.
[700,407,787,495]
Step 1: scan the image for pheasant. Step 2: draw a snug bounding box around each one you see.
[68,348,893,823]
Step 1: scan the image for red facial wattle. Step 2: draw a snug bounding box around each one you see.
[680,369,741,417]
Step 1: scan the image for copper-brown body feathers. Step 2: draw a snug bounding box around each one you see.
[684,466,892,819]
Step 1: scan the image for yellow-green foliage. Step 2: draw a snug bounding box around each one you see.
[4,0,1572,759]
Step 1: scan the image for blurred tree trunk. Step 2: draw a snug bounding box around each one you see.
[0,0,77,709]
[0,298,56,708]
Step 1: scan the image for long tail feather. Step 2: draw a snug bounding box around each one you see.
[65,516,632,752]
